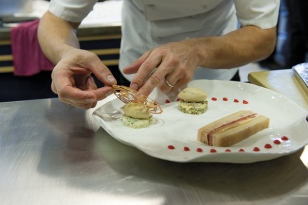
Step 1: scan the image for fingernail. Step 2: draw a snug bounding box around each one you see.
[107,75,116,83]
[106,90,113,97]
[131,83,138,90]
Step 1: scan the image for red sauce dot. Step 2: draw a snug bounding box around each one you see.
[211,97,217,101]
[197,148,203,152]
[168,145,175,150]
[234,99,239,103]
[253,147,260,152]
[184,146,190,151]
[239,148,245,152]
[243,100,249,104]
[264,144,272,149]
[273,139,281,145]
[223,97,228,101]
[177,98,180,101]
[210,149,217,153]
[225,149,231,152]
[165,99,170,103]
[281,136,289,141]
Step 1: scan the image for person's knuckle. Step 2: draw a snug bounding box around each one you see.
[140,86,153,96]
[153,46,166,56]
[51,86,57,94]
[81,50,95,59]
[58,91,69,102]
[177,64,187,72]
[51,68,61,78]
[58,87,73,101]
[58,95,66,103]
[168,56,179,65]
[149,74,162,85]
[140,61,153,72]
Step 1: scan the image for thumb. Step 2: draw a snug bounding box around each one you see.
[87,57,117,86]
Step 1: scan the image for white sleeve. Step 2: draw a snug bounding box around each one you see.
[234,0,280,29]
[49,0,98,22]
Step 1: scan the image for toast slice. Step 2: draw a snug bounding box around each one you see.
[197,110,270,147]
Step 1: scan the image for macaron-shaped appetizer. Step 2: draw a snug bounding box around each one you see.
[121,102,153,128]
[177,87,208,115]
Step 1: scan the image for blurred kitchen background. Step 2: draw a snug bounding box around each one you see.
[0,0,307,102]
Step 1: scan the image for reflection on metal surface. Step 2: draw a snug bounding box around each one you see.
[1,98,308,205]
[300,146,308,168]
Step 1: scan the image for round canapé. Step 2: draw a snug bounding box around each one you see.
[177,87,208,115]
[121,102,153,128]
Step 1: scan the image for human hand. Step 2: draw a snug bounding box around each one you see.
[51,49,117,109]
[123,40,200,97]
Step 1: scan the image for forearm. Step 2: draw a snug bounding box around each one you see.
[192,26,277,68]
[38,11,81,64]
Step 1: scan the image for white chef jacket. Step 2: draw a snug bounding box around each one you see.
[49,0,280,82]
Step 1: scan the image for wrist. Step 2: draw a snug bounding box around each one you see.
[184,37,211,68]
[189,36,229,68]
[58,45,80,62]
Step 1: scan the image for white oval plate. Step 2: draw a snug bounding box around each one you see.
[92,80,308,163]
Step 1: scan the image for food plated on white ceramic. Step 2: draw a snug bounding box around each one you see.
[112,85,162,129]
[177,87,208,115]
[198,110,270,147]
[93,80,308,163]
[121,102,153,129]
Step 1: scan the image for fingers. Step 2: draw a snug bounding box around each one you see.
[127,50,165,95]
[84,53,117,86]
[52,67,114,109]
[50,49,118,109]
[57,85,114,109]
[85,76,97,90]
[123,50,152,75]
[130,50,164,89]
[163,76,175,89]
[128,42,199,97]
[133,53,182,96]
[144,65,179,95]
[62,50,117,87]
[51,81,57,94]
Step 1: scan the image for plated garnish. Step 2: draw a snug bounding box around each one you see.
[121,102,153,128]
[177,87,208,115]
[197,110,270,147]
[113,85,162,129]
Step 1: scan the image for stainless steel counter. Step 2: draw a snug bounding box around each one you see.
[1,98,308,205]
